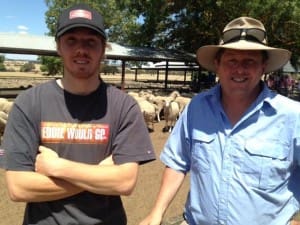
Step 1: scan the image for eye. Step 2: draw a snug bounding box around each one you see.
[65,38,76,46]
[226,59,238,68]
[243,59,257,68]
[87,40,97,48]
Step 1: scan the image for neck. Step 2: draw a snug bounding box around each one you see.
[57,76,101,95]
[221,97,250,126]
[221,86,261,126]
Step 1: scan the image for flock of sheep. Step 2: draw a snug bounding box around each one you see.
[0,89,193,143]
[128,90,192,132]
[0,98,14,141]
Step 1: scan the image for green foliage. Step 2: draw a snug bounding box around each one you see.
[20,62,35,72]
[101,64,119,74]
[38,56,62,75]
[0,64,6,72]
[0,55,5,64]
[44,0,300,70]
[0,55,5,71]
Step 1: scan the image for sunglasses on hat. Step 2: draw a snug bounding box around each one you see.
[222,28,266,44]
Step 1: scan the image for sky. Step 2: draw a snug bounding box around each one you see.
[0,0,49,60]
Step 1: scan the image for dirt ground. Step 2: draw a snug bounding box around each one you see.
[0,71,190,225]
[0,120,189,225]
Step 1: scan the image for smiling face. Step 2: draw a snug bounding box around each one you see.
[215,49,267,100]
[57,27,105,80]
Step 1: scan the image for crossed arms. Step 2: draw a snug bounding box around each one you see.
[5,146,138,202]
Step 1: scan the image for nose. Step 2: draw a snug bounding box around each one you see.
[75,41,89,55]
[236,62,247,73]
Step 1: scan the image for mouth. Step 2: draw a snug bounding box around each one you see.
[231,77,248,83]
[74,58,89,65]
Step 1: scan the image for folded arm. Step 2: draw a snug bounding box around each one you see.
[35,146,138,196]
[5,170,83,202]
[6,146,138,203]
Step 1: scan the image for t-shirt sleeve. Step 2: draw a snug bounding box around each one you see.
[110,93,156,165]
[2,101,39,171]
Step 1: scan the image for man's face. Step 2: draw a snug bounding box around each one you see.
[57,27,105,79]
[215,49,267,98]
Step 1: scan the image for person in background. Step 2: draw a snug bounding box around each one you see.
[139,16,300,225]
[1,3,155,225]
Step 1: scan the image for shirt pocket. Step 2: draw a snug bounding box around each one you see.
[240,139,291,189]
[191,130,216,173]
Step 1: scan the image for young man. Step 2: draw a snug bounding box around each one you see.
[139,17,300,225]
[2,3,155,225]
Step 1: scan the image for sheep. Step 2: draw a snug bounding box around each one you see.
[169,90,181,99]
[146,94,166,122]
[136,99,157,132]
[162,97,180,132]
[0,98,13,113]
[169,90,191,114]
[0,98,14,141]
[128,93,157,132]
[175,95,191,114]
[0,111,8,128]
[127,91,140,98]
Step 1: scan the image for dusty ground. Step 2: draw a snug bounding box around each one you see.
[0,121,189,225]
[0,72,190,225]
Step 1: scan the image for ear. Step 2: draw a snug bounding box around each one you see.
[214,59,220,72]
[261,61,267,74]
[56,42,62,56]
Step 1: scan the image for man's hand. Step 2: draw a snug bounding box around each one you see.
[35,146,59,176]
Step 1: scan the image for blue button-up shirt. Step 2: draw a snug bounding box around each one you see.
[161,83,300,225]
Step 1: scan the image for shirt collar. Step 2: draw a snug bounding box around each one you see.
[207,81,277,111]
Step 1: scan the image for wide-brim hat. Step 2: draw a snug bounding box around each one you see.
[55,3,107,40]
[196,17,291,74]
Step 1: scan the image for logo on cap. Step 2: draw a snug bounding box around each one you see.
[69,9,92,20]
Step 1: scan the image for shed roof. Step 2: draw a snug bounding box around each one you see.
[0,33,197,63]
[283,61,299,73]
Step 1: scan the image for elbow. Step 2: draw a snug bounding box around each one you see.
[6,186,26,202]
[116,178,137,196]
[107,163,138,196]
[116,167,138,196]
[5,172,28,202]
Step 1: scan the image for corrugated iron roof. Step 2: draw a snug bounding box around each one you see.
[0,33,197,62]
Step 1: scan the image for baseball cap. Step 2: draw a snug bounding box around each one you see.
[55,3,107,40]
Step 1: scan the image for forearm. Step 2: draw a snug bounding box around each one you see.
[46,158,139,196]
[5,171,83,202]
[139,167,185,225]
[150,167,186,217]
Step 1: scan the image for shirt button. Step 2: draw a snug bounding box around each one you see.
[219,220,225,225]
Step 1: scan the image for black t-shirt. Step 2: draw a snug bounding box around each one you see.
[2,79,155,225]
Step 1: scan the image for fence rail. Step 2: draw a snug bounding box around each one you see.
[0,87,29,99]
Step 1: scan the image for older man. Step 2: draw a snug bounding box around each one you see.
[140,17,300,225]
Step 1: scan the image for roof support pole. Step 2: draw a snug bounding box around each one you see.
[134,68,138,81]
[164,61,169,90]
[121,60,126,90]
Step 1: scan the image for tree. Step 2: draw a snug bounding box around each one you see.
[119,0,300,69]
[0,55,6,72]
[43,0,300,70]
[39,56,62,75]
[20,62,35,72]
